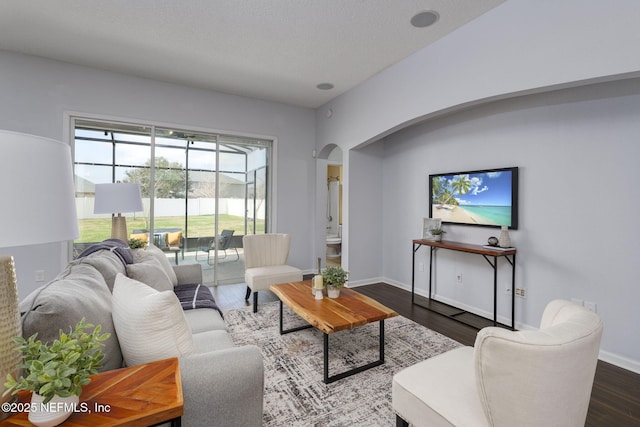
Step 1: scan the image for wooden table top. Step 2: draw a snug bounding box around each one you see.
[413,239,517,256]
[0,357,183,427]
[270,280,397,334]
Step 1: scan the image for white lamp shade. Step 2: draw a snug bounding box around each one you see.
[94,183,143,214]
[0,130,79,248]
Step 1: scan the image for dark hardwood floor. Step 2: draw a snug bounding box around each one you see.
[212,282,640,427]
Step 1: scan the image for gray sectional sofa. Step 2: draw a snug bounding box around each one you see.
[19,242,263,427]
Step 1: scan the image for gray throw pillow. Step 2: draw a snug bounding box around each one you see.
[74,249,127,292]
[144,244,178,286]
[126,255,174,292]
[20,262,123,371]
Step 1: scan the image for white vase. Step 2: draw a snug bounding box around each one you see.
[327,287,341,298]
[29,393,79,427]
[499,226,511,248]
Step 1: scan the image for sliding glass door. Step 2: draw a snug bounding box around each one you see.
[72,118,271,285]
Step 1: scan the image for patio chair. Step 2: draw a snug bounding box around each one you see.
[196,230,239,265]
[163,230,184,265]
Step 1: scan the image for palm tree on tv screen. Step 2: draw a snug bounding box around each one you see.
[438,174,472,207]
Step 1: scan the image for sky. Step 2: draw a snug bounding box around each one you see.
[74,129,263,184]
[436,170,514,207]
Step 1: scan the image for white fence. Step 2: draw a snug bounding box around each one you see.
[76,197,265,219]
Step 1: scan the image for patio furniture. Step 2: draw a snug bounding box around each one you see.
[196,230,239,265]
[131,228,185,264]
[163,230,183,265]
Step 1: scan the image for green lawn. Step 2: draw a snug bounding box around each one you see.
[77,214,264,243]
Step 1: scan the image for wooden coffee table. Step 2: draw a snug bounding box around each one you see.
[0,357,183,426]
[270,280,397,384]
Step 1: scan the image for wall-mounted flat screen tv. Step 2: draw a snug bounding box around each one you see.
[429,167,518,229]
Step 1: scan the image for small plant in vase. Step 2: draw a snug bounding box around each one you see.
[128,237,146,249]
[429,227,446,242]
[3,319,109,427]
[322,266,349,298]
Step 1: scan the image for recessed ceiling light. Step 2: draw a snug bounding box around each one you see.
[411,10,439,28]
[316,83,334,90]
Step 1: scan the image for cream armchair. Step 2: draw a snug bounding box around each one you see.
[393,300,603,427]
[243,233,303,312]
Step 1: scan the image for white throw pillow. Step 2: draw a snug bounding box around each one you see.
[144,244,179,286]
[112,273,195,366]
[126,255,174,292]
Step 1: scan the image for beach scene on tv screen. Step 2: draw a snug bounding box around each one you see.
[431,170,513,226]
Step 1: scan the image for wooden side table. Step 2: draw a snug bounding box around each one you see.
[0,357,183,427]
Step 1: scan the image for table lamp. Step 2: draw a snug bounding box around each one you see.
[93,183,143,243]
[0,129,79,419]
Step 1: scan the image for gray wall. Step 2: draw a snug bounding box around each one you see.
[315,0,640,150]
[0,50,316,298]
[2,0,639,373]
[314,0,640,372]
[379,79,640,371]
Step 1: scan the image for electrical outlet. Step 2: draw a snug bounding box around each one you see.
[515,288,527,298]
[35,270,45,282]
[571,298,584,307]
[584,301,597,313]
[419,262,424,272]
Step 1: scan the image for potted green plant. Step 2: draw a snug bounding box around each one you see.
[128,237,146,249]
[3,319,109,427]
[429,227,446,242]
[321,265,349,298]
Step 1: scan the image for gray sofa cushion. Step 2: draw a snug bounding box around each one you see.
[191,329,236,353]
[74,249,127,292]
[19,262,123,371]
[184,308,228,334]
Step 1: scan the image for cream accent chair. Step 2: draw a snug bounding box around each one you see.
[393,300,603,427]
[243,233,303,313]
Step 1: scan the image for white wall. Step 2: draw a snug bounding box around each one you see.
[315,0,640,150]
[312,0,640,372]
[380,79,640,371]
[347,145,385,284]
[0,50,316,298]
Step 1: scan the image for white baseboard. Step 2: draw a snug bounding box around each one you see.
[346,277,386,288]
[599,350,640,374]
[370,279,640,374]
[379,278,526,329]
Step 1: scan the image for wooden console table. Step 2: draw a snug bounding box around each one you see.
[0,357,183,427]
[412,239,516,329]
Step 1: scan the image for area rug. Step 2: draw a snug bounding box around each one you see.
[224,301,462,426]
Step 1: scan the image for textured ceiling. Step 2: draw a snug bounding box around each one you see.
[0,0,504,108]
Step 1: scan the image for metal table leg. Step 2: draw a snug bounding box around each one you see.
[323,320,385,384]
